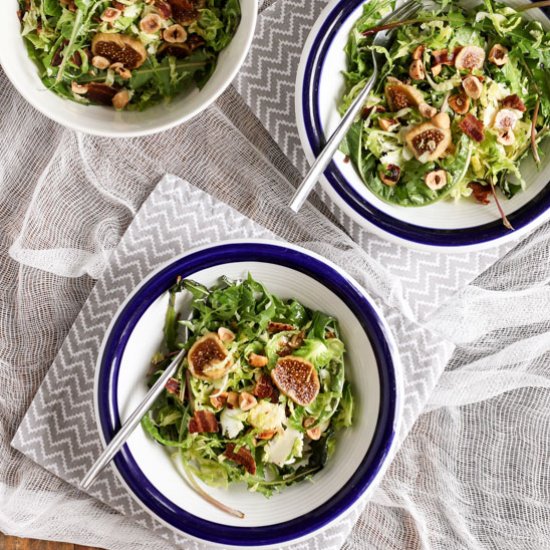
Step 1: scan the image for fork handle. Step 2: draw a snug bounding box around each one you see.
[290,70,378,213]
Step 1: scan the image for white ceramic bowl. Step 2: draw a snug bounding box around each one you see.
[296,0,550,252]
[94,240,402,547]
[0,1,257,137]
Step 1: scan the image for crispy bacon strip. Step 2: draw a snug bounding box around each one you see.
[253,374,279,403]
[268,321,296,333]
[225,444,256,475]
[459,113,485,143]
[468,182,491,205]
[188,410,219,434]
[501,94,526,113]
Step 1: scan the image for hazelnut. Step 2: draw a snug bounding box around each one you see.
[488,44,509,66]
[71,81,88,95]
[91,55,110,70]
[303,418,321,440]
[494,109,518,131]
[101,7,121,22]
[163,24,187,44]
[226,391,239,409]
[449,93,470,115]
[431,64,442,77]
[209,392,228,409]
[112,89,130,110]
[409,59,425,80]
[424,170,448,190]
[462,75,483,100]
[379,164,401,186]
[412,45,424,60]
[140,13,162,34]
[419,103,437,118]
[238,391,257,411]
[217,327,235,343]
[497,129,515,146]
[378,118,398,131]
[110,62,132,80]
[248,352,268,367]
[454,45,485,71]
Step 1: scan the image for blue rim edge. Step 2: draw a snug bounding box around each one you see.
[97,242,398,547]
[301,0,550,247]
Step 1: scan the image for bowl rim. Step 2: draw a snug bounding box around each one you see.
[0,1,257,138]
[93,239,402,547]
[295,0,550,252]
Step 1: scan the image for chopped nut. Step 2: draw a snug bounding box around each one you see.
[497,129,515,146]
[267,321,295,333]
[226,391,239,409]
[209,392,228,409]
[257,430,277,440]
[424,170,448,190]
[164,24,187,43]
[248,352,268,368]
[140,13,163,33]
[409,59,425,80]
[378,118,398,131]
[412,44,424,60]
[110,62,132,80]
[217,327,235,343]
[71,81,88,95]
[379,164,401,186]
[449,92,470,115]
[494,109,518,131]
[454,45,485,71]
[303,417,321,440]
[91,55,110,70]
[101,7,121,22]
[419,103,437,118]
[239,391,257,411]
[462,75,483,100]
[431,64,442,77]
[488,44,509,66]
[112,89,130,110]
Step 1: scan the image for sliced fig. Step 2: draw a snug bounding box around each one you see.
[405,122,452,162]
[385,80,423,112]
[459,113,485,142]
[91,33,147,69]
[167,0,205,25]
[449,92,470,115]
[158,34,205,58]
[85,83,119,105]
[271,356,320,406]
[188,333,231,381]
[454,45,485,71]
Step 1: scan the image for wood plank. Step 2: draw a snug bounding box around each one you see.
[0,533,103,550]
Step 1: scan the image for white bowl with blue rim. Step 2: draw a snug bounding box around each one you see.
[0,0,256,138]
[94,239,402,548]
[295,0,550,252]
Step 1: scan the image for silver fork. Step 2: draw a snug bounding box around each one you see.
[289,0,422,213]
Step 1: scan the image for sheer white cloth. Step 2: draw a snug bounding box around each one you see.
[2,53,550,550]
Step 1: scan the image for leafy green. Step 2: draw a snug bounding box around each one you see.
[18,0,241,110]
[142,275,354,500]
[339,0,550,211]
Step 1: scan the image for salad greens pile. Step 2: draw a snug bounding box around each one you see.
[142,275,353,506]
[17,0,240,110]
[339,0,550,220]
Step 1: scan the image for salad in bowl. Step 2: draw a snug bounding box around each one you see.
[339,0,549,225]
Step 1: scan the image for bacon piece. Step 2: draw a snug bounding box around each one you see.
[268,321,296,333]
[225,443,256,475]
[188,410,219,434]
[155,0,173,18]
[459,113,485,143]
[165,378,181,396]
[501,94,526,113]
[253,374,279,403]
[468,182,491,205]
[167,0,204,24]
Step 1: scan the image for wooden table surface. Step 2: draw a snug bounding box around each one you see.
[0,533,103,550]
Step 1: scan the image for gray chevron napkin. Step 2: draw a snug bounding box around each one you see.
[12,174,453,550]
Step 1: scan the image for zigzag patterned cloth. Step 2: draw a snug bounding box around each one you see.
[12,175,453,549]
